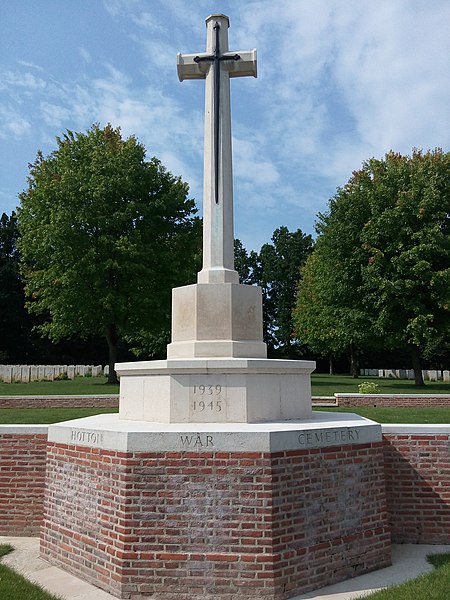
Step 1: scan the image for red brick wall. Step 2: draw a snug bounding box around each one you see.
[383,432,450,544]
[2,426,449,593]
[0,429,48,536]
[270,444,390,596]
[0,395,119,409]
[41,442,390,599]
[337,394,450,408]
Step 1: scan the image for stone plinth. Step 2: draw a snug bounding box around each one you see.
[116,358,315,423]
[41,413,391,599]
[167,282,267,359]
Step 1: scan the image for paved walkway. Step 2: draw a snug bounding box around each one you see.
[1,537,449,600]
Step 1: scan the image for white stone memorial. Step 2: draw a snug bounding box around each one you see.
[116,13,317,424]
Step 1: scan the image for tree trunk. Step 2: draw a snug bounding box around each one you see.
[409,345,425,387]
[105,324,119,385]
[349,344,359,378]
[329,355,334,375]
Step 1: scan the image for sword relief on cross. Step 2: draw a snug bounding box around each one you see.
[177,14,257,285]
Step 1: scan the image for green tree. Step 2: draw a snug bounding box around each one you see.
[294,149,450,384]
[235,228,313,356]
[0,211,30,362]
[17,124,201,383]
[294,172,379,376]
[294,242,376,377]
[234,239,255,285]
[360,150,450,385]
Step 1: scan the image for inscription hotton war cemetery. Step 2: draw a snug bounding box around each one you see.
[68,426,363,451]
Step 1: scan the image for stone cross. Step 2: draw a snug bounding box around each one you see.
[177,14,257,284]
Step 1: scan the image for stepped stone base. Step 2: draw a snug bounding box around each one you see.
[115,358,315,423]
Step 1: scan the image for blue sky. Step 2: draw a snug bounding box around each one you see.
[1,1,449,251]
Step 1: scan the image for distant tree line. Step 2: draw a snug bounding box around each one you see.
[1,125,448,387]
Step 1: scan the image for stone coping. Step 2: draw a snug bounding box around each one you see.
[337,393,450,398]
[382,424,450,434]
[0,394,119,399]
[115,357,316,376]
[0,425,48,434]
[2,423,448,438]
[47,412,382,453]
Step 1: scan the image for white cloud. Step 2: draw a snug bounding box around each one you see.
[17,60,45,72]
[136,37,178,72]
[79,47,92,63]
[0,106,31,139]
[40,102,73,128]
[233,137,279,186]
[103,0,139,17]
[131,11,165,33]
[233,0,450,196]
[0,70,47,93]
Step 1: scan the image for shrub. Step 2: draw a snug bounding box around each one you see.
[358,381,380,394]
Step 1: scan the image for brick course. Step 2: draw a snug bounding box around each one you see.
[41,442,390,599]
[0,395,119,409]
[383,433,450,544]
[0,430,48,535]
[337,394,450,408]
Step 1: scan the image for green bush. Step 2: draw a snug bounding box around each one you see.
[358,381,380,394]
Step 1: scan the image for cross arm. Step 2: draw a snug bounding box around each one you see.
[177,52,210,81]
[177,49,257,82]
[225,50,257,78]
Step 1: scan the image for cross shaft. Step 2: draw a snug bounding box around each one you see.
[194,21,241,205]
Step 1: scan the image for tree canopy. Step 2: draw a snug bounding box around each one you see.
[0,212,30,362]
[235,227,313,356]
[294,149,450,384]
[17,124,201,381]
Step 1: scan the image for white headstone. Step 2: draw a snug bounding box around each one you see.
[12,366,21,382]
[21,366,30,383]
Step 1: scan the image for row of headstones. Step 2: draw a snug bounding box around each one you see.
[360,368,450,382]
[0,365,105,383]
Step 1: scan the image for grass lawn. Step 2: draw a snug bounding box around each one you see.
[0,376,119,396]
[0,545,62,600]
[0,406,448,424]
[0,407,118,424]
[314,407,450,424]
[356,553,450,599]
[0,374,448,398]
[0,374,449,425]
[311,374,450,396]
